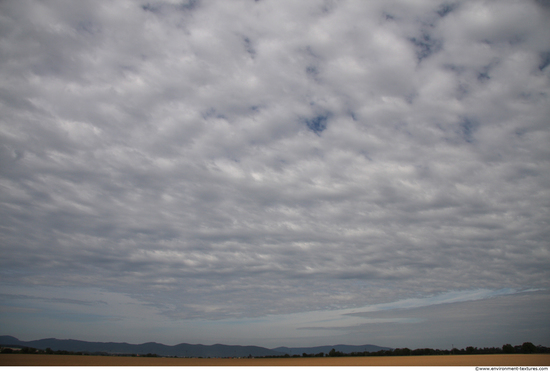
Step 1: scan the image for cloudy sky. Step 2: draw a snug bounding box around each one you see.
[1,0,549,350]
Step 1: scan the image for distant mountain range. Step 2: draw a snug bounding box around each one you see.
[0,335,390,358]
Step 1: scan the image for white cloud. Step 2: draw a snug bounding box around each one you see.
[1,0,549,347]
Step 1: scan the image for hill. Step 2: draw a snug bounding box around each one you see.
[0,335,390,358]
[273,344,391,355]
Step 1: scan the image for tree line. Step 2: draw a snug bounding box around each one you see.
[1,342,548,358]
[0,347,157,357]
[260,342,549,358]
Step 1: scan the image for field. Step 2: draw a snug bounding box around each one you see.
[1,354,549,366]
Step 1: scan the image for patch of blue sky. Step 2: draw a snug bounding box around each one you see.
[305,115,328,135]
[459,117,478,143]
[539,51,550,71]
[409,33,442,62]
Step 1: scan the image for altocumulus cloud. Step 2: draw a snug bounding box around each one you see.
[0,0,549,348]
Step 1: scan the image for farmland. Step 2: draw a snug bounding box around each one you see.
[2,353,549,366]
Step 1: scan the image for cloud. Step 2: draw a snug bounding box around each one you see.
[0,0,549,347]
[288,290,550,349]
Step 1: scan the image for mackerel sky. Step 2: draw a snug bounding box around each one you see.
[1,0,549,349]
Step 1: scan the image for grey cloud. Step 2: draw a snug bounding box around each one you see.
[286,291,550,349]
[47,298,108,306]
[436,3,458,18]
[0,293,107,307]
[337,291,550,349]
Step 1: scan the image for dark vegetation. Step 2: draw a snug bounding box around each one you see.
[261,342,547,359]
[0,346,157,358]
[1,342,548,359]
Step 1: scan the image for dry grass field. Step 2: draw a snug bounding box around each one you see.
[1,354,549,366]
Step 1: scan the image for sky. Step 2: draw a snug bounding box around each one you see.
[0,0,549,350]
